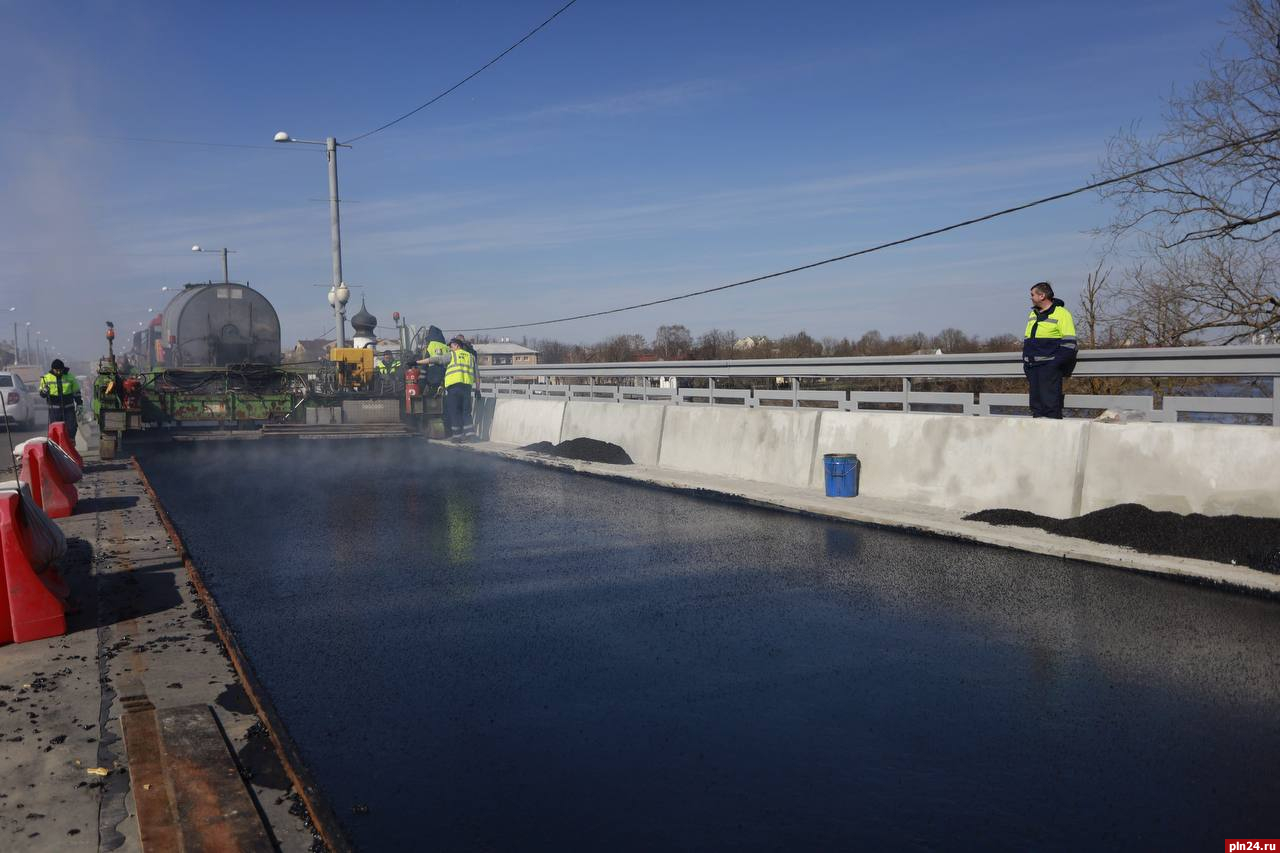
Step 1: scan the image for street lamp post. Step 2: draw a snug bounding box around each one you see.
[192,245,236,284]
[273,131,351,347]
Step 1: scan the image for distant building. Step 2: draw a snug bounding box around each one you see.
[285,339,333,364]
[473,342,539,367]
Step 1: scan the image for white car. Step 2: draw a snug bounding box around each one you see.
[0,372,37,429]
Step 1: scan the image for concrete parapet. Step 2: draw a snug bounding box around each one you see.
[561,401,665,466]
[813,412,1087,518]
[485,397,1280,519]
[658,406,820,488]
[1079,422,1280,518]
[489,398,566,447]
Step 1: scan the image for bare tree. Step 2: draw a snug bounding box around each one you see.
[1101,1,1280,246]
[1109,241,1279,344]
[652,324,693,360]
[776,331,823,358]
[1078,261,1119,349]
[593,334,648,362]
[690,329,737,360]
[1097,1,1280,343]
[530,338,572,364]
[932,328,973,354]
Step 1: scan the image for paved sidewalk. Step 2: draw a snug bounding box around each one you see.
[0,461,321,851]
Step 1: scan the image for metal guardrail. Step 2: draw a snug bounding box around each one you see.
[477,344,1280,425]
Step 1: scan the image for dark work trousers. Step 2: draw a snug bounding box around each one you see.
[1025,362,1065,419]
[48,403,78,441]
[445,384,474,437]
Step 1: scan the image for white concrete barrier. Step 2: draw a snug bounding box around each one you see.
[658,406,820,488]
[813,412,1088,517]
[488,398,565,447]
[560,401,666,466]
[485,397,1280,519]
[1079,422,1280,518]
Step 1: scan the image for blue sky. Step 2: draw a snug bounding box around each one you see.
[0,0,1238,358]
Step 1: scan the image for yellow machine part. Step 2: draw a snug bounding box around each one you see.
[330,347,375,388]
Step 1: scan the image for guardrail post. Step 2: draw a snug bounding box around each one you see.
[791,378,799,408]
[902,378,911,412]
[708,377,716,406]
[1273,376,1279,427]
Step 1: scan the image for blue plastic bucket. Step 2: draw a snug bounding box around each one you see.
[823,453,860,498]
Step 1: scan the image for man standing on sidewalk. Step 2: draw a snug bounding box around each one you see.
[39,358,83,440]
[1022,282,1078,419]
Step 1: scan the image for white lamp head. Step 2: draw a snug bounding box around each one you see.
[335,282,350,305]
[191,245,201,252]
[327,288,337,307]
[273,131,291,143]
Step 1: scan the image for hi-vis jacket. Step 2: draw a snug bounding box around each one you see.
[39,372,83,406]
[443,349,477,388]
[1022,298,1078,368]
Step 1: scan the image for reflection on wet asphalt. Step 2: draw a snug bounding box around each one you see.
[138,440,1280,851]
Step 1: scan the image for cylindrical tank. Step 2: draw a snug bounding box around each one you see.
[159,283,281,366]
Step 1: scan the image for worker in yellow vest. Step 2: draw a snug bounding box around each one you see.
[420,326,451,396]
[1022,282,1078,419]
[376,352,401,375]
[39,359,83,441]
[424,336,477,440]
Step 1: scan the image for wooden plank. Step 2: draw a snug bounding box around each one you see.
[120,697,183,852]
[156,705,273,853]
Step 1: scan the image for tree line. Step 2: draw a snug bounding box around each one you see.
[478,326,1022,364]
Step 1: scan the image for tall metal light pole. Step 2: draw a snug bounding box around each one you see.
[273,131,352,347]
[9,307,18,367]
[192,245,236,284]
[25,322,31,365]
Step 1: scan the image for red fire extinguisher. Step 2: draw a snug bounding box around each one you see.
[405,366,420,409]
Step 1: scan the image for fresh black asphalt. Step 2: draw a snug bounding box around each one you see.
[138,440,1280,851]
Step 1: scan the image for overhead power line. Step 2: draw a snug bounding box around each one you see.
[343,0,582,144]
[454,127,1280,333]
[0,128,291,151]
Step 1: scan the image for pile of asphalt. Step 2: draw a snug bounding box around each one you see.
[521,437,634,465]
[967,503,1280,574]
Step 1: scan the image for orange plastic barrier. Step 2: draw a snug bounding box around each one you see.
[47,421,84,469]
[0,490,67,644]
[19,442,79,519]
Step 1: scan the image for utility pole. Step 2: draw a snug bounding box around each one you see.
[192,245,235,284]
[326,137,345,347]
[274,131,351,348]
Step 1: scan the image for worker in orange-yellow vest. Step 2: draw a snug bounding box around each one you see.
[423,336,477,440]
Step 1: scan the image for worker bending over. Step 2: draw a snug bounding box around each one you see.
[423,336,477,440]
[420,325,450,396]
[39,359,83,441]
[1022,282,1077,419]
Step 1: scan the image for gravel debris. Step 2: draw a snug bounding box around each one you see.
[521,437,634,465]
[967,503,1280,573]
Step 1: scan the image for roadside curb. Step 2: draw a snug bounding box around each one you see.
[436,440,1280,599]
[133,458,352,853]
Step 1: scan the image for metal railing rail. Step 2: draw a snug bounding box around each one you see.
[476,344,1280,425]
